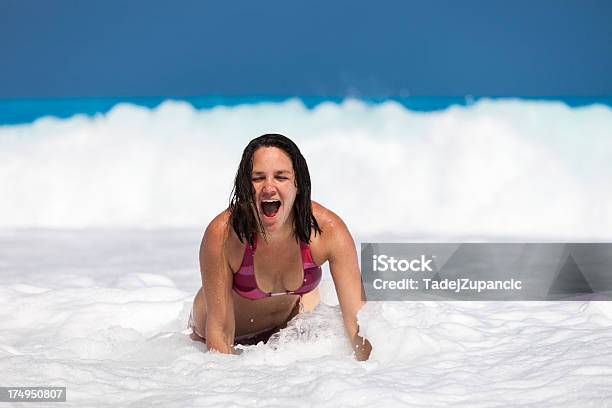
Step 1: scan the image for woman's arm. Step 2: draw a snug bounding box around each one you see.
[200,216,236,354]
[324,211,373,361]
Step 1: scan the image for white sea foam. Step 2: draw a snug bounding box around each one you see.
[1,231,612,407]
[1,98,611,238]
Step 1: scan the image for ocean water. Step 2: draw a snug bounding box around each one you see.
[2,95,612,126]
[1,96,612,406]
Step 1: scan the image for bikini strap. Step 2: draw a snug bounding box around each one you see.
[300,240,316,266]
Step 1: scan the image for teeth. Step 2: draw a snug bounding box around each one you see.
[262,200,280,203]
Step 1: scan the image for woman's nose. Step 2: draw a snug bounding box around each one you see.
[262,178,276,192]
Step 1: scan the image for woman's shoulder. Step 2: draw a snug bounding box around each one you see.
[200,209,245,272]
[204,209,231,238]
[312,200,349,233]
[310,201,353,263]
[202,209,244,252]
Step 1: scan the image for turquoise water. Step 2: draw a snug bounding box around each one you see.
[2,95,612,125]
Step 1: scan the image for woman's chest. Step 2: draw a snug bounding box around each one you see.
[253,245,305,292]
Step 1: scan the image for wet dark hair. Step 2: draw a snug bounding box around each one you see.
[229,134,321,246]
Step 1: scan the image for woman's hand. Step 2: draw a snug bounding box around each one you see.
[352,334,372,361]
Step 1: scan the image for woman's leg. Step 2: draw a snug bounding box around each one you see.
[189,287,207,342]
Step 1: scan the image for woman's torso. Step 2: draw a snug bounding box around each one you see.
[223,204,329,337]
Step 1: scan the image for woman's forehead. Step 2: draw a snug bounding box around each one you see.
[252,147,293,170]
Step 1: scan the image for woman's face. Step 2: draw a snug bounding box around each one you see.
[251,146,298,232]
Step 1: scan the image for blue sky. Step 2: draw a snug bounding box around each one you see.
[1,0,611,97]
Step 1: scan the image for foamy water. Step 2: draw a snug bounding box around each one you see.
[1,99,612,406]
[1,98,611,238]
[1,230,612,407]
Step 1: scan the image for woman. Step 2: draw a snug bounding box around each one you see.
[190,134,372,361]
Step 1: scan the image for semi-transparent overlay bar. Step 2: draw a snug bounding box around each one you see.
[361,243,612,301]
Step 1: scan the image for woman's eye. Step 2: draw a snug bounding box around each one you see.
[252,176,288,181]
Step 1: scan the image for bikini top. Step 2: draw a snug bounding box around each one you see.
[233,234,322,300]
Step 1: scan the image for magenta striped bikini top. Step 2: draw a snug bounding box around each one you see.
[233,234,322,300]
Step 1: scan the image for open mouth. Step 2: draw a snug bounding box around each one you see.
[261,200,281,218]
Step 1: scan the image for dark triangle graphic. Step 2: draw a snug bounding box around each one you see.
[429,244,461,271]
[437,244,497,280]
[431,272,442,282]
[547,254,594,296]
